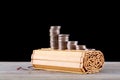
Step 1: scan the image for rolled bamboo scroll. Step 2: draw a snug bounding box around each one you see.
[31,48,104,74]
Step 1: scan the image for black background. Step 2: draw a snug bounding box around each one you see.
[0,3,120,61]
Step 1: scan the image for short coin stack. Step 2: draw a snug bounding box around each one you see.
[58,34,69,50]
[67,41,78,50]
[76,45,87,50]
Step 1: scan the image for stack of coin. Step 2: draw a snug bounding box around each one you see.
[67,41,78,50]
[49,26,61,49]
[58,34,69,50]
[88,48,95,50]
[76,45,88,50]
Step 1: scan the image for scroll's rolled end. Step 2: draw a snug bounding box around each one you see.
[83,51,104,74]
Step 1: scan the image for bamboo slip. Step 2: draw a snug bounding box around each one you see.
[31,48,104,74]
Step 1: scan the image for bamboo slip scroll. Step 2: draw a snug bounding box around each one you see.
[31,48,104,74]
[31,26,105,74]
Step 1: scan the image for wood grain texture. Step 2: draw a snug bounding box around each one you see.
[0,62,120,80]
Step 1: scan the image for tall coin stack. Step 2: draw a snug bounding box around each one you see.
[49,26,61,49]
[58,34,69,50]
[67,41,78,50]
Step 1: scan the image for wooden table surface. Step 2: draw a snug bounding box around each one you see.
[0,62,120,80]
